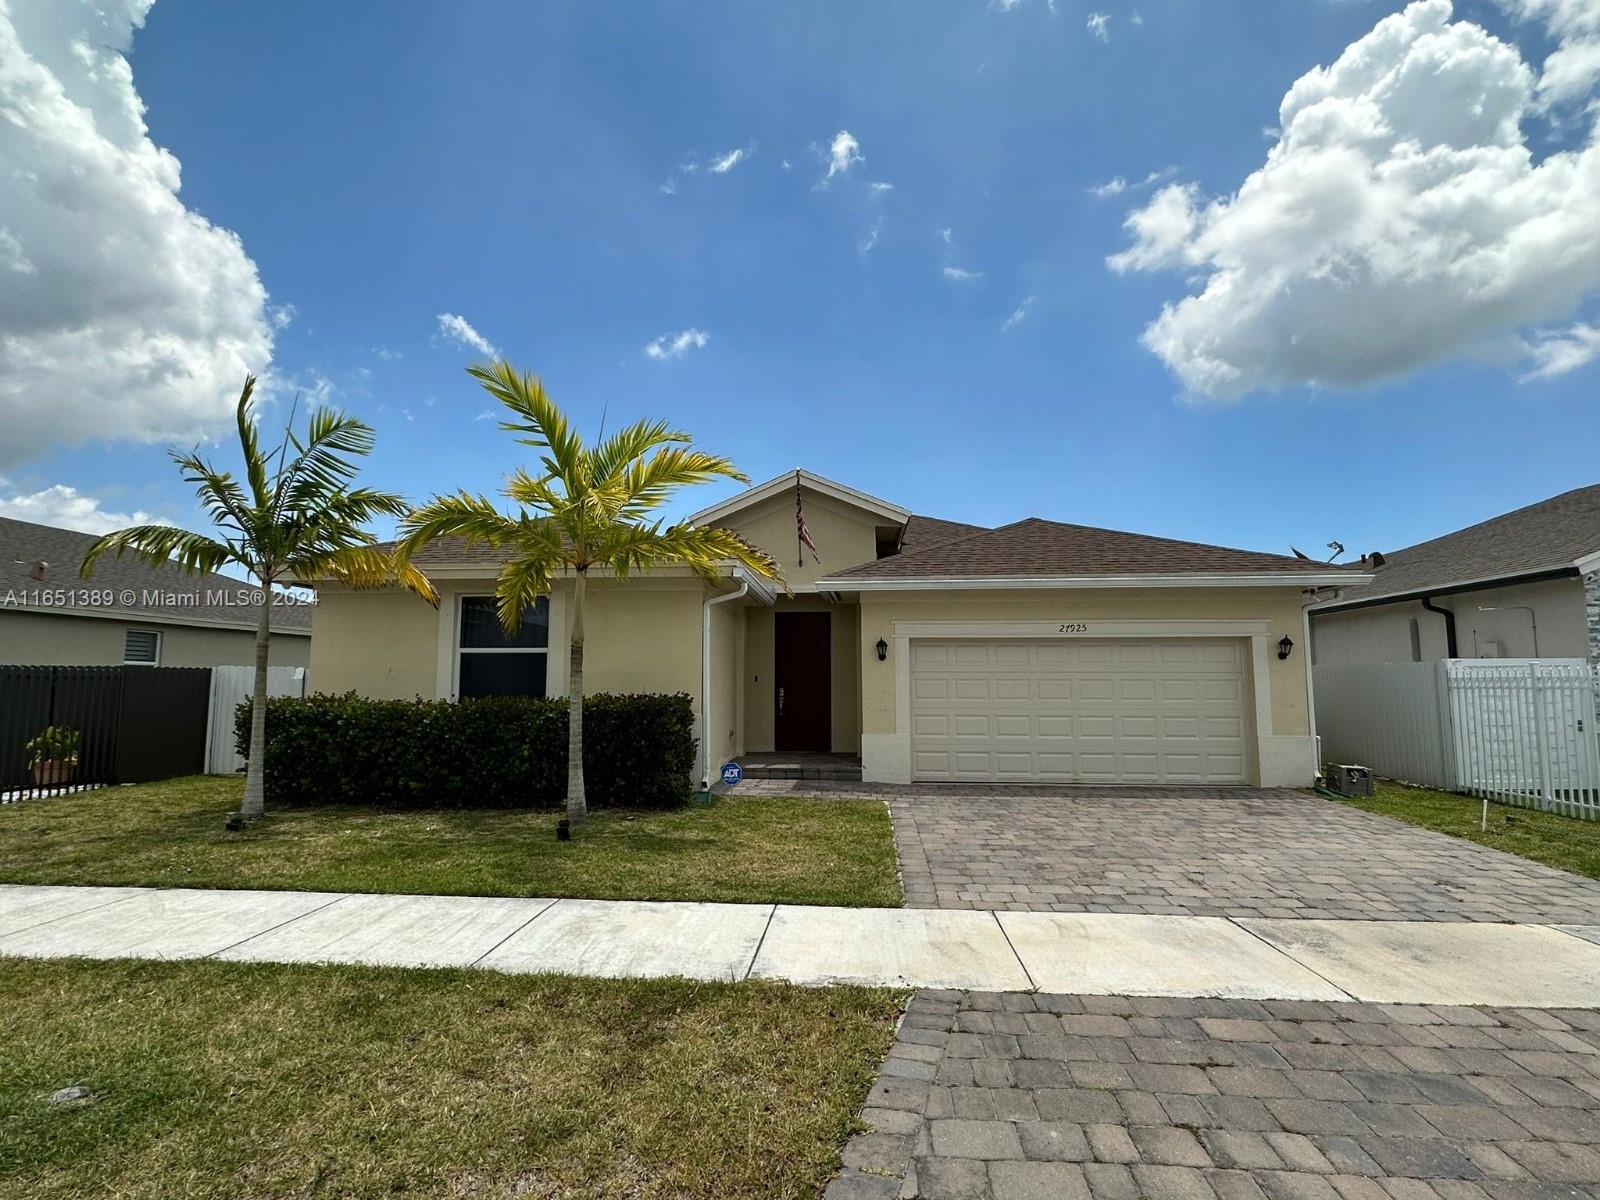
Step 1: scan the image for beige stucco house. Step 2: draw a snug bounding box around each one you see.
[310,470,1368,788]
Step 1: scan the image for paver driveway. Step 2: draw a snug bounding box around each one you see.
[829,990,1600,1200]
[730,779,1600,924]
[884,789,1600,923]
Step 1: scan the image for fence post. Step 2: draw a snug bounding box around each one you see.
[1530,661,1554,807]
[1435,660,1458,792]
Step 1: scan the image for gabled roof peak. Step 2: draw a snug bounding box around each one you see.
[688,467,911,527]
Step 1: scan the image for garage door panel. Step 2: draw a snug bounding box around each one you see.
[910,637,1249,785]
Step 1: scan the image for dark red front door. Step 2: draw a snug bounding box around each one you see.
[775,612,831,751]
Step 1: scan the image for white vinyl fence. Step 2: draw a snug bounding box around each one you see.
[204,665,306,775]
[1315,658,1600,820]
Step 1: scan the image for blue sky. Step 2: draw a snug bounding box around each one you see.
[2,0,1597,564]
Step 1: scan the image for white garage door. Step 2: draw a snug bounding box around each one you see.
[910,639,1249,784]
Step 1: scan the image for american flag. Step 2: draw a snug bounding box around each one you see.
[795,472,820,565]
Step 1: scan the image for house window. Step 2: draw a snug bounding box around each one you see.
[124,629,161,665]
[1408,618,1422,663]
[457,595,549,698]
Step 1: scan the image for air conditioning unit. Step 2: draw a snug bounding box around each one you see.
[1323,763,1373,797]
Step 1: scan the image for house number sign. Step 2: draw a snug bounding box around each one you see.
[1057,623,1089,634]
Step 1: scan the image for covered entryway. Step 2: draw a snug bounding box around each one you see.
[909,638,1249,784]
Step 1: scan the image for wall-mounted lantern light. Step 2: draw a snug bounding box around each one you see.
[1277,635,1294,661]
[876,637,888,662]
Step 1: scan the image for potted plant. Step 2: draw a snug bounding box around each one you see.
[26,725,80,787]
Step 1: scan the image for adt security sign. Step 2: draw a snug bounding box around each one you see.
[719,761,743,787]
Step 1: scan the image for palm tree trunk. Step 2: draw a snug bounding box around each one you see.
[566,570,588,826]
[242,584,273,819]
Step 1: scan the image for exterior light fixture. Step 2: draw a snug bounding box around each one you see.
[1277,635,1294,661]
[876,637,888,662]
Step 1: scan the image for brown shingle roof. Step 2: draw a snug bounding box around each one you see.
[899,514,988,552]
[2,516,311,633]
[1319,484,1600,609]
[826,517,1339,581]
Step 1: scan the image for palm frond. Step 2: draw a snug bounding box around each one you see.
[275,409,378,515]
[494,553,558,637]
[587,417,688,487]
[468,362,585,483]
[235,376,272,509]
[302,545,442,606]
[616,447,750,519]
[80,526,240,579]
[394,492,523,561]
[169,448,253,539]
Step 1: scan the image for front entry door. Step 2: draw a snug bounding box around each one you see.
[775,612,832,751]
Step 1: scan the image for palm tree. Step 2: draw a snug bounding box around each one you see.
[82,375,437,820]
[397,360,782,827]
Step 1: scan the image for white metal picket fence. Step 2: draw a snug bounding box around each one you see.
[204,665,306,775]
[1315,658,1600,821]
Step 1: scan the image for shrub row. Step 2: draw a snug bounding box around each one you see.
[235,691,697,809]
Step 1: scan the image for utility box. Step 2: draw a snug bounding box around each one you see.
[1324,763,1374,798]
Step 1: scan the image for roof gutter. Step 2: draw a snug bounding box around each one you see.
[1310,566,1578,614]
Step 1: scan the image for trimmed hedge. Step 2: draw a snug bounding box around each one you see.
[234,692,697,809]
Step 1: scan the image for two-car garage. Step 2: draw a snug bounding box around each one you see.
[907,638,1251,785]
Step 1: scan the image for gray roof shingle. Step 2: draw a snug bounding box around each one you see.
[1,516,312,633]
[1319,483,1600,608]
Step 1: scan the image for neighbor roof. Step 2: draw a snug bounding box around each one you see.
[1,516,312,633]
[822,517,1357,583]
[1315,484,1600,611]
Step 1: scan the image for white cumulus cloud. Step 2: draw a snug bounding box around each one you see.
[1109,0,1600,399]
[1087,13,1111,41]
[0,0,275,468]
[0,481,171,535]
[435,312,498,357]
[644,328,710,361]
[708,147,748,174]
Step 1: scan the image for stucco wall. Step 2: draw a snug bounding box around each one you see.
[1311,577,1587,665]
[742,597,861,754]
[309,587,440,698]
[0,610,309,669]
[718,487,886,590]
[311,574,713,707]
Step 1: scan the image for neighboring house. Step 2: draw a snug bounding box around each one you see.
[0,516,311,669]
[310,470,1363,788]
[1309,485,1600,671]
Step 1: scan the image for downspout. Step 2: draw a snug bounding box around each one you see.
[700,573,749,792]
[1421,596,1458,658]
[1301,598,1319,782]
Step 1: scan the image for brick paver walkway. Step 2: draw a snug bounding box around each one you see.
[829,991,1600,1199]
[879,791,1600,924]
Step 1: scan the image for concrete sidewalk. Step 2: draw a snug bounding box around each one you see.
[3,884,1600,1007]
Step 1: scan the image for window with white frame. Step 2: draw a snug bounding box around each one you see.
[456,595,549,698]
[123,629,161,665]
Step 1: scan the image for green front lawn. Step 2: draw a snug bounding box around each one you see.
[0,957,904,1200]
[0,775,902,907]
[1342,780,1600,880]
